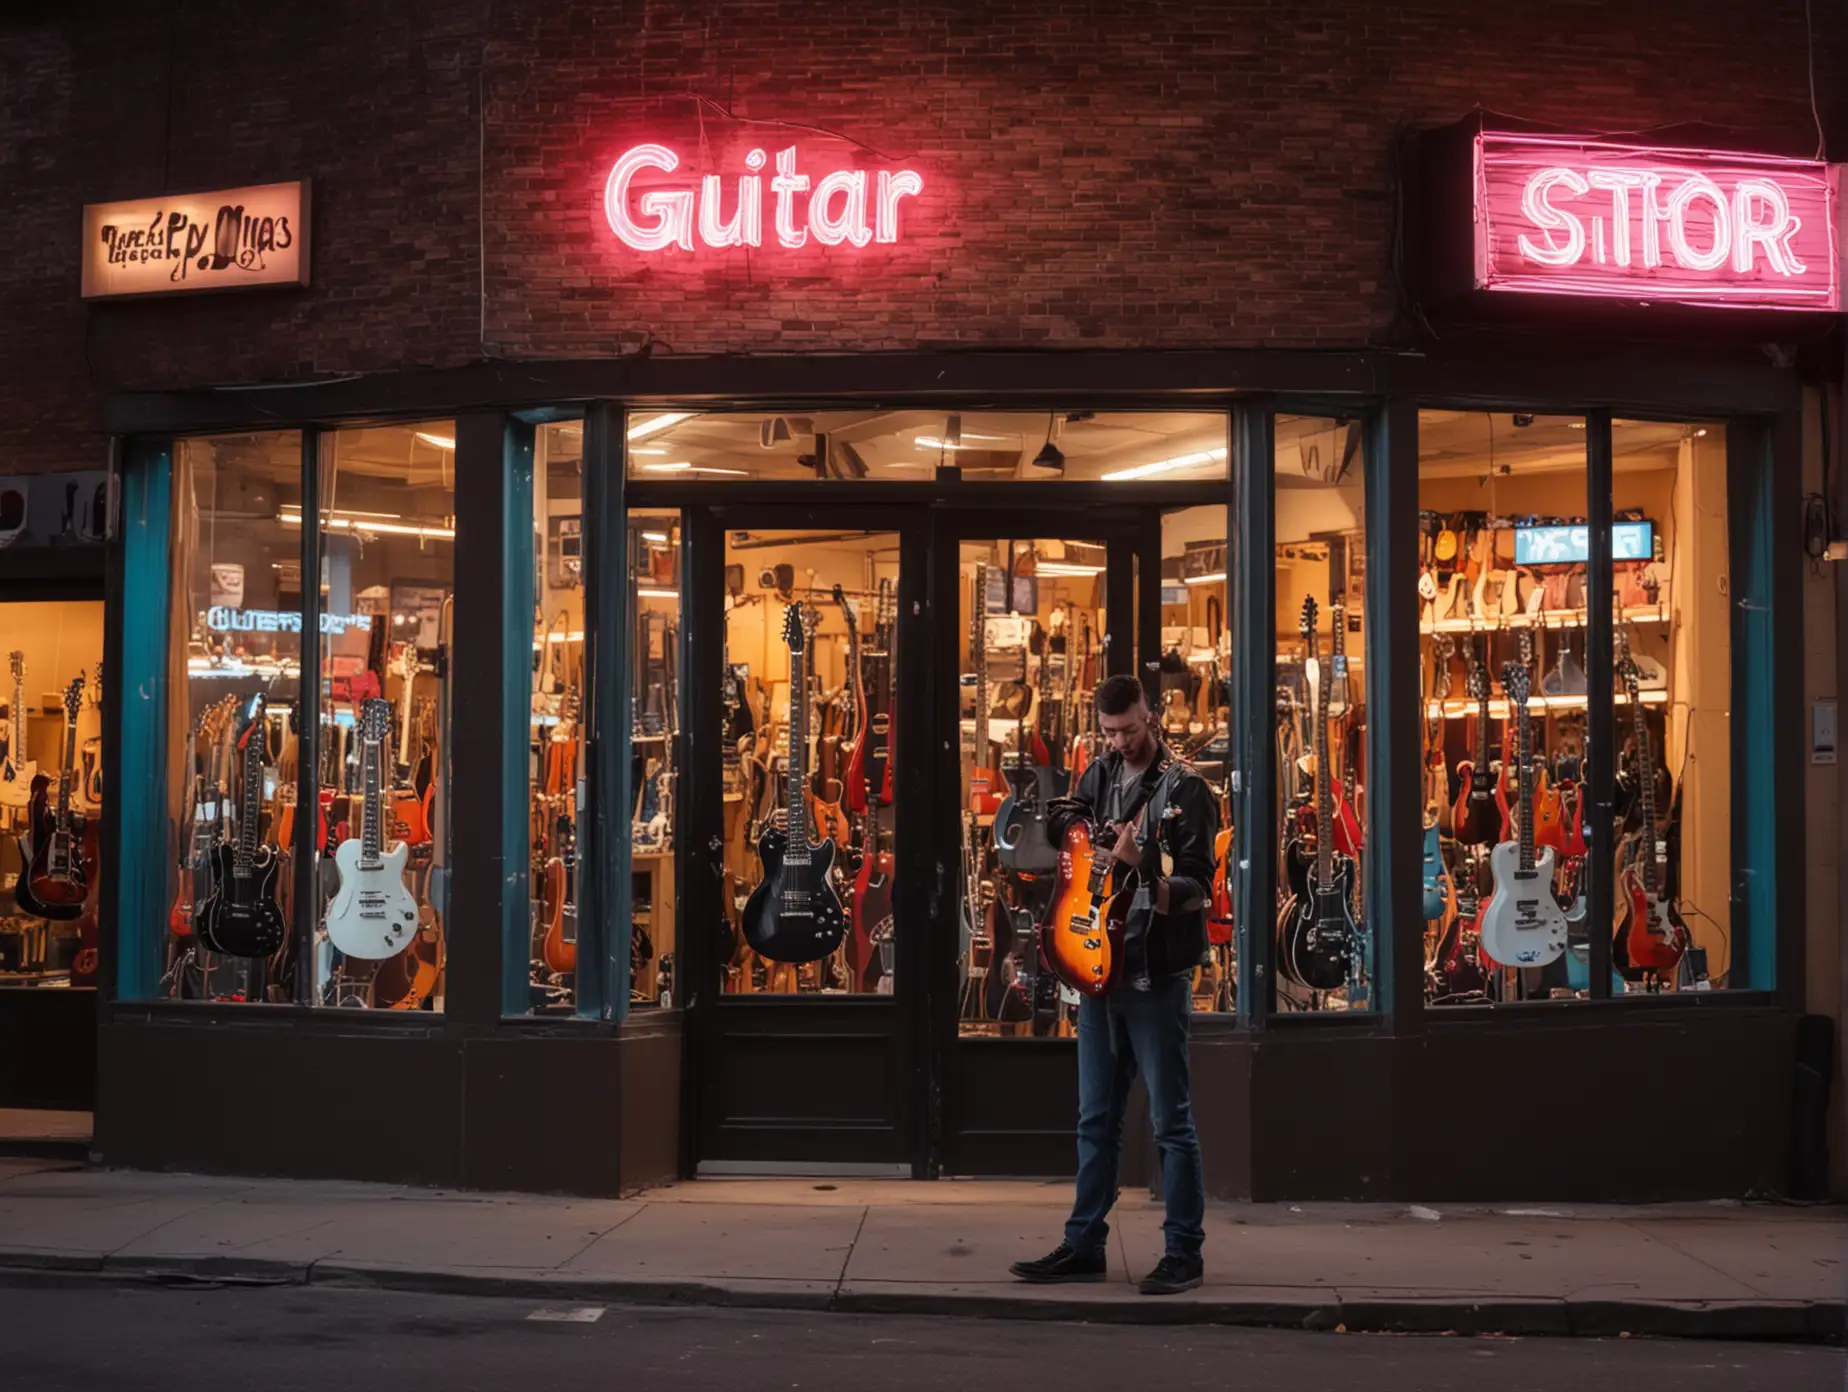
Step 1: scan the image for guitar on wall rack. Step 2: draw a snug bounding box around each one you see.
[1616,636,1688,979]
[967,563,1007,815]
[324,699,421,960]
[0,651,37,810]
[993,625,1060,876]
[16,675,90,921]
[540,808,579,975]
[1326,600,1363,857]
[741,605,847,964]
[1279,597,1356,992]
[1449,646,1500,846]
[193,692,287,958]
[1476,661,1568,969]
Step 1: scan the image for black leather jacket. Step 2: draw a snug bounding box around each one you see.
[1046,743,1219,984]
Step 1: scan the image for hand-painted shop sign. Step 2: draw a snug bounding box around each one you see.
[1474,133,1839,310]
[604,144,923,252]
[81,181,310,299]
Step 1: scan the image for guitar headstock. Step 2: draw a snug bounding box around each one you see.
[241,692,269,760]
[1330,598,1345,649]
[1500,659,1529,709]
[782,603,806,654]
[831,583,857,638]
[397,643,418,679]
[1466,647,1488,701]
[91,662,103,707]
[1615,627,1641,700]
[62,674,84,723]
[8,651,22,685]
[360,697,392,745]
[1298,594,1319,645]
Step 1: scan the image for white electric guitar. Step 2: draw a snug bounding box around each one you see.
[324,698,420,960]
[1477,659,1568,968]
[0,651,38,810]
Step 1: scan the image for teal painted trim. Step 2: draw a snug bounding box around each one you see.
[502,419,537,1015]
[1732,425,1776,990]
[577,403,629,1021]
[117,441,172,1001]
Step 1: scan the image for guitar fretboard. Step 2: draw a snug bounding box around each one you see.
[784,613,811,864]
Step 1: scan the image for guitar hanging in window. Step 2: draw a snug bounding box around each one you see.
[325,698,420,960]
[741,604,846,964]
[194,691,287,958]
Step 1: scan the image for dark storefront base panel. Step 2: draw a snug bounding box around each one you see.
[695,1000,911,1167]
[0,991,96,1111]
[96,1011,681,1197]
[93,1007,1799,1202]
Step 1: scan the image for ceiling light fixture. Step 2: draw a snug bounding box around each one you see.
[1183,571,1227,585]
[1100,446,1228,482]
[641,531,669,543]
[1035,561,1105,577]
[628,412,693,441]
[414,431,456,450]
[638,461,748,476]
[1030,441,1066,472]
[631,447,669,456]
[915,433,1008,450]
[278,508,455,540]
[637,587,680,599]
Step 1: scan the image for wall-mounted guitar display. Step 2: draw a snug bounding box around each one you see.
[0,606,107,986]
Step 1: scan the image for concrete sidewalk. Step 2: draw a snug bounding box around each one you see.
[0,1158,1840,1340]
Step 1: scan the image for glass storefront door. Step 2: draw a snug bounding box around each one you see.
[680,506,924,1169]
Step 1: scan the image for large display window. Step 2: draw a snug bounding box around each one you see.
[162,424,455,1007]
[0,601,104,989]
[1414,412,1737,1003]
[1272,415,1371,1012]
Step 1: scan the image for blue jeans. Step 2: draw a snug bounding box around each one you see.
[1063,973,1206,1259]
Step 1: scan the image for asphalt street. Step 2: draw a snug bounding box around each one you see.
[0,1282,1838,1392]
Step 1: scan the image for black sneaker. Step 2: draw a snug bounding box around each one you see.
[1139,1253,1204,1295]
[1009,1243,1107,1283]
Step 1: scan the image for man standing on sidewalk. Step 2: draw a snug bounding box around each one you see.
[1009,675,1216,1296]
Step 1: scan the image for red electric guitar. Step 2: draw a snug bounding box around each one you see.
[1617,638,1688,976]
[1327,600,1363,857]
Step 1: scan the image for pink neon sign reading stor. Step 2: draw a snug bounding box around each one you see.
[1474,132,1840,310]
[604,143,923,252]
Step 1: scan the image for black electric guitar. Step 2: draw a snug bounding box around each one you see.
[1279,596,1357,991]
[994,629,1061,875]
[742,605,847,964]
[194,692,287,958]
[1449,641,1500,846]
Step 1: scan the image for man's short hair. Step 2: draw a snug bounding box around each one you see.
[1094,674,1147,716]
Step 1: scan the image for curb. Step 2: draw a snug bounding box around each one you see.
[0,1252,1838,1342]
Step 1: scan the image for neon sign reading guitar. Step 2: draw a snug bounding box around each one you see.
[1475,133,1839,310]
[605,144,923,252]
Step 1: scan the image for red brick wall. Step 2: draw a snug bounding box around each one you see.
[0,1,1840,464]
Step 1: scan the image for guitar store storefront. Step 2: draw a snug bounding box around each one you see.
[43,85,1836,1199]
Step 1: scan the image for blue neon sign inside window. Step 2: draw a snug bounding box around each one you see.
[1514,521,1652,566]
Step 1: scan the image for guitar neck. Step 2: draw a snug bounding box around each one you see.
[786,637,810,858]
[362,735,384,864]
[238,724,262,870]
[1315,646,1333,883]
[1517,697,1535,871]
[1629,675,1656,892]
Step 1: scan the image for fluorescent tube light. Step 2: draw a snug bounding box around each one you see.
[1100,446,1229,482]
